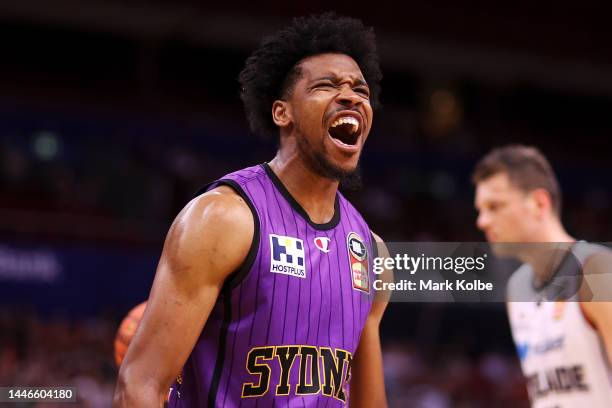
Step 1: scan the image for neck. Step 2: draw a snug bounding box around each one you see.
[268,151,339,224]
[519,218,576,286]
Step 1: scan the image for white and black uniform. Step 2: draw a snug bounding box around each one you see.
[507,242,612,408]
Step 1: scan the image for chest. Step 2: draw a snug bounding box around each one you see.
[509,302,594,365]
[254,226,373,298]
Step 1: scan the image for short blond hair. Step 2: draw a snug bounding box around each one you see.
[472,145,562,215]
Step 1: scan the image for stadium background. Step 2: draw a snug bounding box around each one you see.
[1,1,611,406]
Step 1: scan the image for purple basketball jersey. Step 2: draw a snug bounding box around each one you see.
[168,163,376,407]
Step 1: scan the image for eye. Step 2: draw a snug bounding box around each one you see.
[355,86,370,96]
[313,81,336,90]
[489,202,505,212]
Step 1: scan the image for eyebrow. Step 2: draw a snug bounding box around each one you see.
[312,75,369,87]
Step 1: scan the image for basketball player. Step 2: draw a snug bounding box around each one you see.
[473,145,612,407]
[113,13,389,407]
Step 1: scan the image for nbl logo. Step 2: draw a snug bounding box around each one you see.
[269,234,306,278]
[347,232,369,293]
[348,236,366,260]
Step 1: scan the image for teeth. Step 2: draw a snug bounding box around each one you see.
[330,116,359,133]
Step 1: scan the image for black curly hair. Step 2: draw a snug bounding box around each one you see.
[239,12,382,138]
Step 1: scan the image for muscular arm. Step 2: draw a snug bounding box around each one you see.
[349,232,390,408]
[113,186,254,407]
[581,302,612,366]
[580,250,612,366]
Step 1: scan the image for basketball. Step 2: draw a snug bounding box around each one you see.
[114,302,147,367]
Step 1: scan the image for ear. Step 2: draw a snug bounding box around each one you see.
[529,188,553,218]
[272,100,292,128]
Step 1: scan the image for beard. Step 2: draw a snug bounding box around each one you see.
[311,151,363,190]
[296,130,363,191]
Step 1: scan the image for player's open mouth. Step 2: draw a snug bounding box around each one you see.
[328,115,361,150]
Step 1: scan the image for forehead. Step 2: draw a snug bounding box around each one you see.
[297,53,365,81]
[475,172,523,202]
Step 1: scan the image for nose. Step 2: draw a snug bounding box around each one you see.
[476,211,490,231]
[336,85,362,107]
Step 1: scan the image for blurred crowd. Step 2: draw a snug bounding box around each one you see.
[384,342,528,407]
[1,107,610,245]
[0,310,528,407]
[0,112,251,244]
[0,310,116,407]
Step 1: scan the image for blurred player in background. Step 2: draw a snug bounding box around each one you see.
[113,13,388,407]
[473,145,612,407]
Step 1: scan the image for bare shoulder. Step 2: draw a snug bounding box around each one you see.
[369,231,390,321]
[582,246,612,275]
[174,185,253,240]
[580,245,612,302]
[371,231,383,244]
[370,231,388,257]
[183,184,251,220]
[161,185,255,284]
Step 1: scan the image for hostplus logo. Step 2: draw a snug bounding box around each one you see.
[269,234,306,278]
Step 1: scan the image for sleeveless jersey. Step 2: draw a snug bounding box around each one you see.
[168,163,376,407]
[507,242,612,407]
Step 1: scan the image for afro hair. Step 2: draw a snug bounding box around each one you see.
[238,12,382,138]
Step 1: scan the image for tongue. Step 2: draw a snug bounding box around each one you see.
[329,123,357,145]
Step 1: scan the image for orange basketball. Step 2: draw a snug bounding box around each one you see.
[114,301,147,368]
